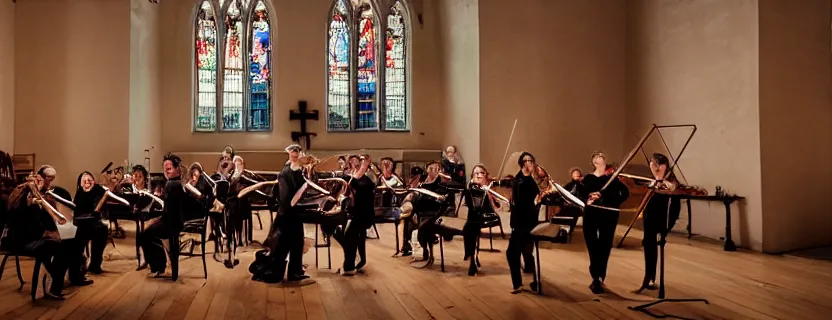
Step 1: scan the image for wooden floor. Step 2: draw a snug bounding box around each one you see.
[1,212,831,320]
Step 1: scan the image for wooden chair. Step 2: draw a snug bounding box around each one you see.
[0,251,45,301]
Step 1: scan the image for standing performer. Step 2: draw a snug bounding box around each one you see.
[138,153,186,278]
[341,155,374,275]
[507,152,540,293]
[261,144,312,283]
[463,164,501,276]
[636,153,681,292]
[72,171,110,275]
[582,151,629,294]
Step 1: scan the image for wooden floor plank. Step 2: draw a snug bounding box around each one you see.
[1,211,830,320]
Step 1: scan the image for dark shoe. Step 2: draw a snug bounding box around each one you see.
[589,279,605,294]
[88,266,103,275]
[136,262,149,271]
[70,278,94,287]
[511,285,524,294]
[287,274,310,282]
[530,282,539,292]
[401,250,412,257]
[356,260,366,271]
[467,264,477,276]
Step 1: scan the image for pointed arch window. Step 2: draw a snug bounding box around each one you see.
[193,0,273,132]
[326,0,411,132]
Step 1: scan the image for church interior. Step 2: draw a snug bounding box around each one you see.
[1,0,832,319]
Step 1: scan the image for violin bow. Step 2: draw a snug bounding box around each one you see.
[496,119,518,180]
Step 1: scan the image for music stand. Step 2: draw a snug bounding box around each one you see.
[615,124,709,317]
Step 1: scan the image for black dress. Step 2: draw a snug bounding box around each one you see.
[342,174,375,272]
[463,183,497,274]
[72,174,109,273]
[581,173,629,287]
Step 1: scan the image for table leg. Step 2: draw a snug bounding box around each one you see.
[723,200,736,251]
[686,199,693,239]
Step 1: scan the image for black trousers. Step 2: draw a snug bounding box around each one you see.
[642,209,678,282]
[75,221,108,271]
[137,220,177,273]
[272,220,304,278]
[506,227,536,288]
[417,216,438,258]
[342,222,367,272]
[583,208,619,282]
[462,220,480,260]
[20,237,83,292]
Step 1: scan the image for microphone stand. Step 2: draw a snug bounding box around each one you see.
[629,196,709,317]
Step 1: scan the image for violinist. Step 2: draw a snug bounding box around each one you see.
[463,164,501,276]
[72,171,110,275]
[582,151,629,294]
[442,146,466,210]
[560,167,587,220]
[637,153,681,293]
[507,152,540,293]
[1,174,80,299]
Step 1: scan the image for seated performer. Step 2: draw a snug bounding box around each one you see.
[138,153,186,278]
[582,151,629,294]
[216,145,236,177]
[340,155,375,275]
[183,163,214,222]
[507,152,541,293]
[463,164,501,276]
[1,174,86,299]
[442,146,466,210]
[560,167,587,218]
[129,164,162,271]
[226,156,254,267]
[376,157,410,255]
[636,153,681,292]
[72,171,110,275]
[256,144,311,284]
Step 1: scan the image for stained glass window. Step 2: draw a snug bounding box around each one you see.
[385,1,407,130]
[326,0,411,132]
[195,1,218,132]
[193,0,273,132]
[222,0,244,130]
[249,1,271,130]
[355,4,377,130]
[327,0,351,131]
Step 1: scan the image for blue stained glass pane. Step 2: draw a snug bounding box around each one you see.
[248,1,271,130]
[327,0,351,130]
[356,5,377,130]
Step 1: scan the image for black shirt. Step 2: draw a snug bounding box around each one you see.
[511,170,540,230]
[441,159,466,185]
[73,184,106,223]
[162,176,186,229]
[345,174,375,227]
[278,164,305,222]
[2,186,57,250]
[464,183,496,222]
[582,173,630,210]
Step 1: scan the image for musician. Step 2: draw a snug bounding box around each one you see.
[337,156,349,173]
[463,164,500,276]
[184,163,213,221]
[217,145,236,177]
[37,165,57,191]
[507,152,540,293]
[226,156,253,259]
[341,155,374,275]
[132,165,150,191]
[442,146,466,209]
[637,153,681,292]
[2,176,81,299]
[560,167,587,220]
[72,171,109,274]
[138,153,186,277]
[582,151,629,294]
[265,144,311,283]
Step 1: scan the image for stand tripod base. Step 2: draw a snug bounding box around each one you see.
[629,298,709,318]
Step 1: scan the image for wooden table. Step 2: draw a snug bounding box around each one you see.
[675,194,745,251]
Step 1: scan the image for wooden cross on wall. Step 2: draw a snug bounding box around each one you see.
[289,101,319,150]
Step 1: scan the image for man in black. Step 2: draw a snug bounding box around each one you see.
[138,153,186,279]
[341,155,375,275]
[270,144,312,283]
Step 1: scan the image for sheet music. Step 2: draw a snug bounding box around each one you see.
[57,223,78,239]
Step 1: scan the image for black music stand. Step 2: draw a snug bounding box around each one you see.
[629,196,708,317]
